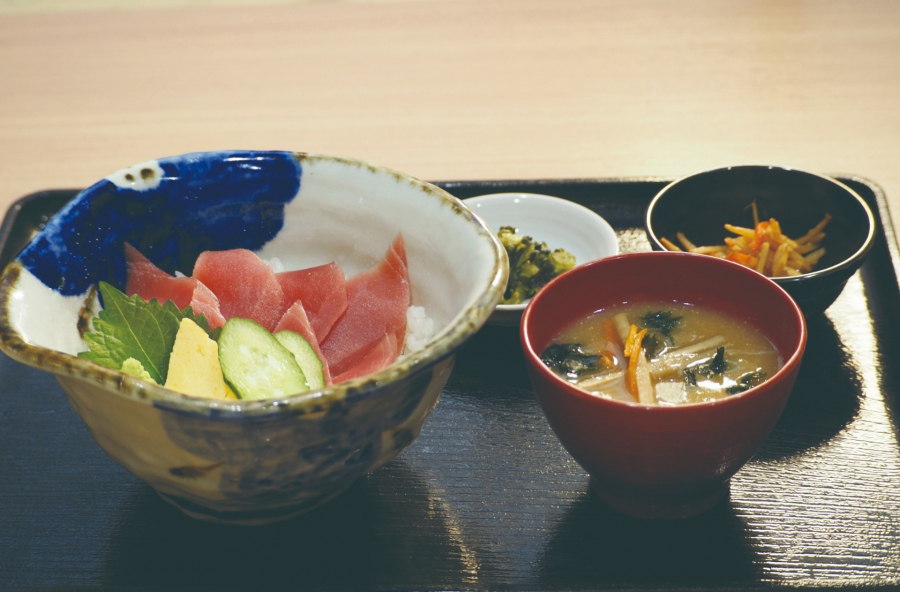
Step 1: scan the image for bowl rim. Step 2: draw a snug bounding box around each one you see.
[0,151,509,417]
[520,250,808,412]
[644,164,876,286]
[466,191,620,313]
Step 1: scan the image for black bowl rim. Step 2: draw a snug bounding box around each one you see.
[644,164,876,286]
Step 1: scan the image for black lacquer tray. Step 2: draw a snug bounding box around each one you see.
[2,177,899,592]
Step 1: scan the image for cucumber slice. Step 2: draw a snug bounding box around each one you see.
[218,317,309,400]
[274,330,326,391]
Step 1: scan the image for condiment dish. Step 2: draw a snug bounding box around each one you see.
[0,150,507,525]
[465,192,619,326]
[521,251,807,519]
[645,165,875,314]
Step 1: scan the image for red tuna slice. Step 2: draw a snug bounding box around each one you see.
[274,301,333,386]
[331,330,402,384]
[275,262,347,342]
[320,233,410,377]
[188,288,227,330]
[192,249,285,332]
[125,243,194,308]
[124,243,226,329]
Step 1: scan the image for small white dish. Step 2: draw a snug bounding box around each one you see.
[465,192,619,325]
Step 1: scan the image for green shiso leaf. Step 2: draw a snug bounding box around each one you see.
[78,282,212,384]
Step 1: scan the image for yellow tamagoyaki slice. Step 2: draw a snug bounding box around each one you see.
[165,318,237,400]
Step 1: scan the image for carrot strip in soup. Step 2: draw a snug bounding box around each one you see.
[625,327,647,401]
[624,324,639,357]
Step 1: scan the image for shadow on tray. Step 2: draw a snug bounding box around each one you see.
[101,459,475,591]
[754,312,863,461]
[450,323,532,393]
[537,489,763,588]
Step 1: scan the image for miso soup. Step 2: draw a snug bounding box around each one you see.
[541,302,782,405]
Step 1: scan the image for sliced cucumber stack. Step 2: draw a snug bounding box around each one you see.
[275,330,326,391]
[218,317,309,400]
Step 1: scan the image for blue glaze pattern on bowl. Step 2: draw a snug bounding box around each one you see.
[18,151,302,295]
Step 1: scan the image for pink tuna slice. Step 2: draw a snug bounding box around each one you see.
[124,243,226,329]
[321,233,410,377]
[192,249,285,332]
[331,330,403,384]
[274,301,333,386]
[275,262,347,342]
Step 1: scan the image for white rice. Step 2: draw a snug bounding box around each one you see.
[264,257,285,273]
[403,305,434,354]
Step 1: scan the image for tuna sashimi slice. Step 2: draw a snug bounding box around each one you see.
[331,330,401,384]
[192,249,285,332]
[274,302,333,386]
[125,243,194,309]
[188,289,227,330]
[276,262,347,342]
[124,243,226,328]
[321,233,410,377]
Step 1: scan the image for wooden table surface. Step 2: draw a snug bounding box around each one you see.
[2,0,899,221]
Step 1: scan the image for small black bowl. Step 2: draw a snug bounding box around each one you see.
[645,165,875,315]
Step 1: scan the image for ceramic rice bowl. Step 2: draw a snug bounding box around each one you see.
[0,151,507,525]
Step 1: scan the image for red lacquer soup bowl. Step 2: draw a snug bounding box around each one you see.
[520,251,807,519]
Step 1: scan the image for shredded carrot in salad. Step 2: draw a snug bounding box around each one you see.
[660,205,831,278]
